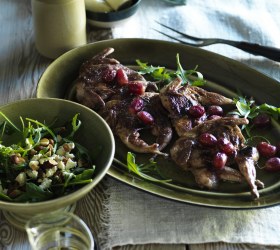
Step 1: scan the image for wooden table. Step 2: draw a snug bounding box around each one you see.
[1,1,280,249]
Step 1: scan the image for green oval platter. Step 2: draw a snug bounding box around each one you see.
[36,38,280,209]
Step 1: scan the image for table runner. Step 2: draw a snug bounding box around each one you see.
[99,178,280,249]
[98,0,280,249]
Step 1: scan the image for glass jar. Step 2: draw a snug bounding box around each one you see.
[26,211,95,250]
[31,0,87,59]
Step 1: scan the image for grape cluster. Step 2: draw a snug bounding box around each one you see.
[257,141,280,172]
[198,133,236,170]
[249,113,280,172]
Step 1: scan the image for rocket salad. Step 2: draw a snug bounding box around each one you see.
[0,113,95,203]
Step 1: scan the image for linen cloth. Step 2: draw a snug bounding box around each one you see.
[99,0,280,249]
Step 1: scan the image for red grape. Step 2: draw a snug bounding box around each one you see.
[128,82,145,95]
[252,113,271,128]
[207,105,223,116]
[198,133,217,147]
[264,157,280,172]
[116,68,129,86]
[213,152,228,169]
[101,67,116,82]
[137,111,154,125]
[217,138,236,156]
[188,105,205,118]
[257,142,276,158]
[129,97,144,114]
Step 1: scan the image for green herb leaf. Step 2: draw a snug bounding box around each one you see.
[126,152,171,183]
[232,96,280,120]
[69,169,94,184]
[136,54,206,88]
[175,54,188,84]
[235,98,252,118]
[68,113,81,139]
[0,192,13,201]
[14,182,53,202]
[136,59,171,82]
[229,96,280,138]
[0,112,21,133]
[258,103,280,120]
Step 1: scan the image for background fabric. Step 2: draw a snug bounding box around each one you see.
[114,0,280,81]
[100,178,280,249]
[99,0,280,249]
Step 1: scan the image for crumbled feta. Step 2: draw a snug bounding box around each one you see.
[45,166,58,177]
[15,172,26,186]
[65,152,75,159]
[26,170,38,179]
[39,156,55,165]
[56,146,66,156]
[29,160,39,170]
[31,154,43,161]
[39,178,52,190]
[65,158,77,170]
[57,160,66,170]
[48,159,58,166]
[54,155,64,161]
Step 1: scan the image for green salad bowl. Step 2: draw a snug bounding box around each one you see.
[0,98,115,229]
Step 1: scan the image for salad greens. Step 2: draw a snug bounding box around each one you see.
[231,96,280,121]
[136,54,206,87]
[0,113,95,202]
[114,153,171,183]
[126,152,171,183]
[228,96,280,137]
